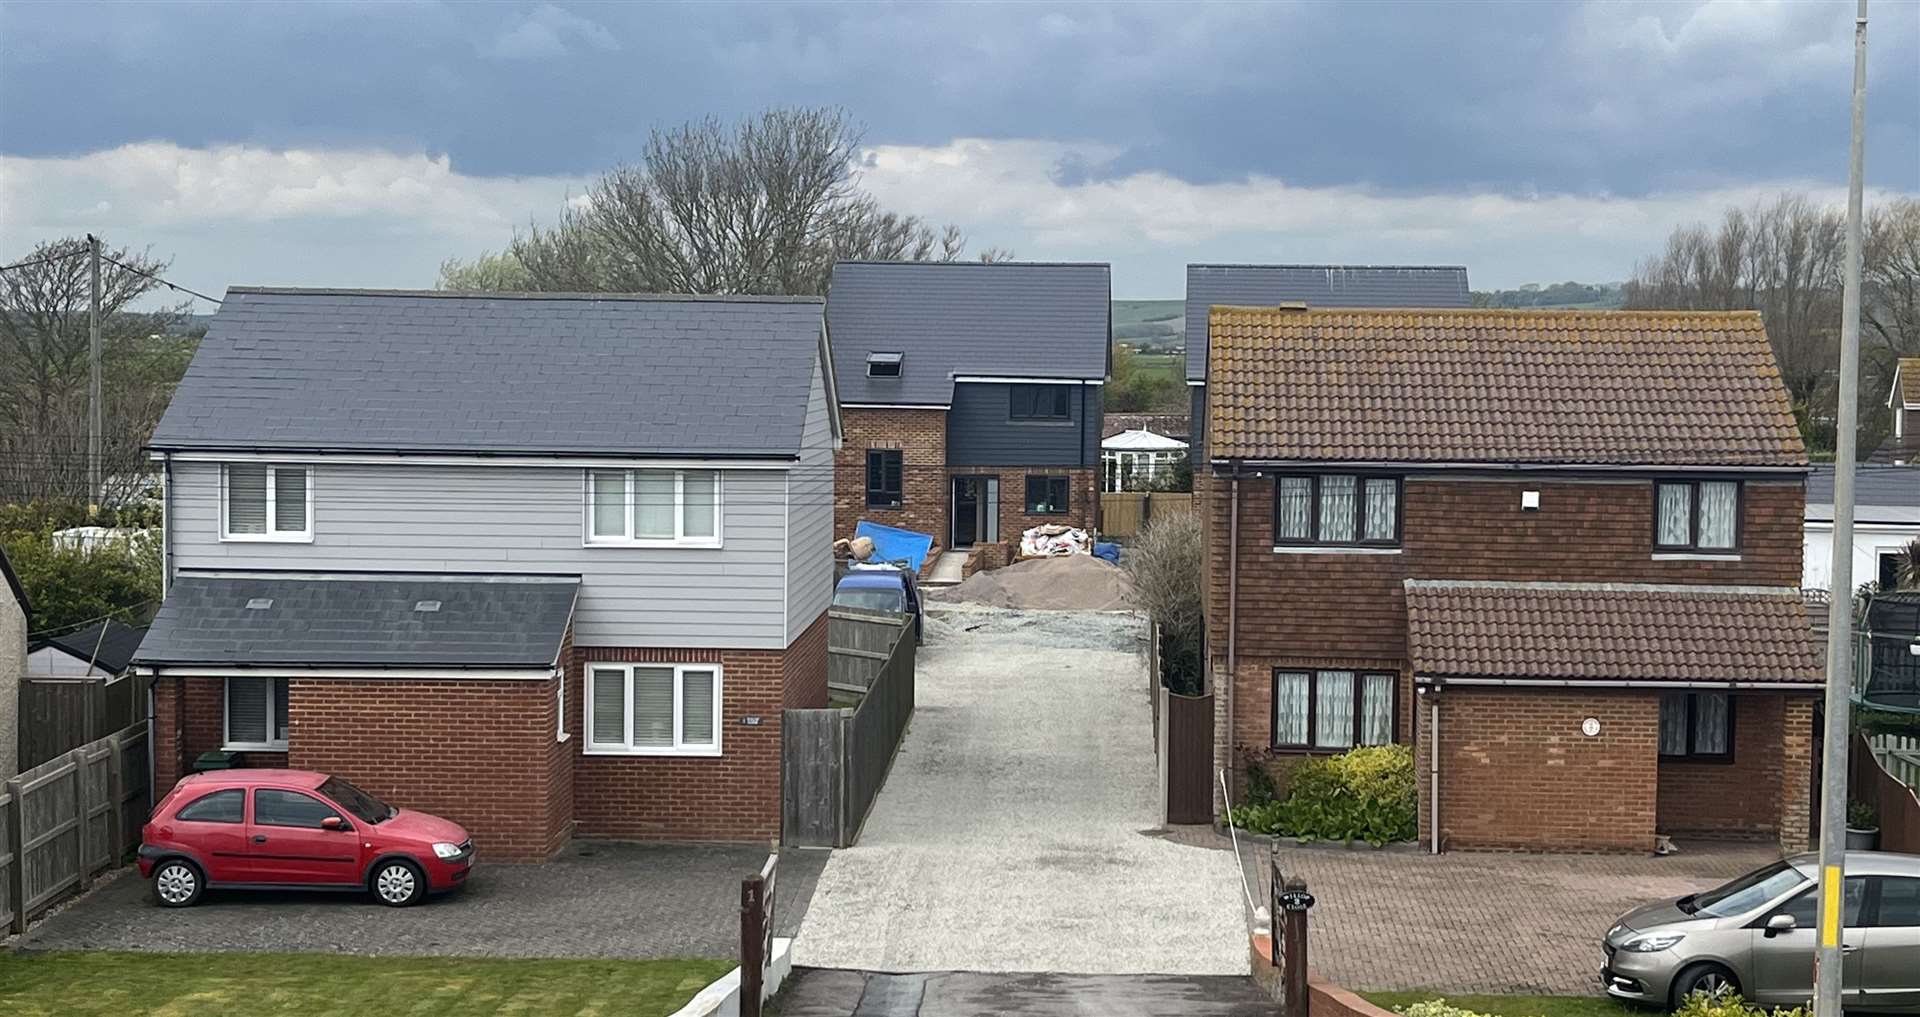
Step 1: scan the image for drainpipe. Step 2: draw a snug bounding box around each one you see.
[1428,686,1441,855]
[1224,473,1240,815]
[150,453,172,804]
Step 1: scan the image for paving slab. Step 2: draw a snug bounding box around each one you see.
[792,606,1247,975]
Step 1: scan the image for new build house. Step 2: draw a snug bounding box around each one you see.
[1204,306,1822,853]
[826,261,1109,570]
[1184,264,1471,471]
[132,288,838,860]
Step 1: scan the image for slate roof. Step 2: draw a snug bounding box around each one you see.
[1207,307,1806,466]
[148,288,827,458]
[133,572,579,668]
[1184,264,1470,381]
[826,261,1110,406]
[35,619,148,674]
[1404,580,1824,685]
[1806,465,1920,525]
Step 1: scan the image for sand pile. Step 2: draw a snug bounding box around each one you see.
[927,554,1135,611]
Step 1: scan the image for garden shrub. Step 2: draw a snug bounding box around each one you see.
[1394,1000,1534,1017]
[1229,745,1417,846]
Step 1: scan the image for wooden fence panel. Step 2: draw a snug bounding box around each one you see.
[18,680,99,772]
[1098,492,1195,539]
[828,608,906,694]
[784,613,916,848]
[3,720,149,933]
[1165,692,1215,825]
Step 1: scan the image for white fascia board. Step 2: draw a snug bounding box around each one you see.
[840,402,951,410]
[952,376,1104,386]
[138,665,560,681]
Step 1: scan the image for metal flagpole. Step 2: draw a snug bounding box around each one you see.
[1814,3,1868,1015]
[88,233,102,506]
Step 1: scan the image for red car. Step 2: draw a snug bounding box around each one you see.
[139,769,473,908]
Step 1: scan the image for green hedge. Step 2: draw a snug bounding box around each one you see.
[1229,745,1417,846]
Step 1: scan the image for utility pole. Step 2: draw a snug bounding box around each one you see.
[87,232,102,508]
[1814,3,1867,1016]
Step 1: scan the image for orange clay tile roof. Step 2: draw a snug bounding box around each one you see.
[1404,581,1825,685]
[1206,307,1806,466]
[1898,357,1920,407]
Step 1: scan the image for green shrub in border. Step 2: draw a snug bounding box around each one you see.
[1395,1000,1538,1017]
[1672,991,1805,1017]
[1230,745,1418,846]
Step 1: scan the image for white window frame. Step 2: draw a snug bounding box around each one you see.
[582,469,724,548]
[222,676,289,751]
[582,662,723,757]
[220,464,314,542]
[557,674,570,742]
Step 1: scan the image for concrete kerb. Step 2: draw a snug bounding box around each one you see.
[667,937,793,1017]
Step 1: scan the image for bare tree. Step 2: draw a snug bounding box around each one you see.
[0,237,194,506]
[1125,512,1205,694]
[1865,198,1920,392]
[446,108,1002,297]
[437,249,533,292]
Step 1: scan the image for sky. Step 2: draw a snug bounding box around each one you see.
[2,0,1917,305]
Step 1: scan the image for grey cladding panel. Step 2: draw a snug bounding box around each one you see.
[947,382,1096,467]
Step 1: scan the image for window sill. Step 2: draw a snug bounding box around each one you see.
[220,533,313,544]
[583,746,722,758]
[1270,545,1403,555]
[1008,419,1074,426]
[1651,552,1742,561]
[583,539,724,550]
[222,742,288,753]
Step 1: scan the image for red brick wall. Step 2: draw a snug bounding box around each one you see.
[1657,692,1815,850]
[1206,476,1805,659]
[957,465,1098,544]
[153,677,288,794]
[834,407,949,542]
[1418,686,1660,852]
[572,617,824,842]
[288,676,571,861]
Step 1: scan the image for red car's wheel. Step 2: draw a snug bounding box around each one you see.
[152,859,204,908]
[371,859,427,907]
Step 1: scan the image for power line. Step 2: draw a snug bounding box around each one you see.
[97,253,223,305]
[0,248,89,274]
[26,597,160,640]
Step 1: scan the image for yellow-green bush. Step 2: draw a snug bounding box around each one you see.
[1673,991,1805,1017]
[1229,745,1417,846]
[1394,999,1538,1017]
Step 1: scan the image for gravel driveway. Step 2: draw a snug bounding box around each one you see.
[16,840,825,960]
[792,605,1247,975]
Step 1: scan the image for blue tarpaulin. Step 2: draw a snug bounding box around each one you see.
[854,520,935,574]
[1093,541,1120,563]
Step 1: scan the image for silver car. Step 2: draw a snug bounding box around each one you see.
[1602,851,1920,1012]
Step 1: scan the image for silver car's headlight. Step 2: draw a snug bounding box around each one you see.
[432,841,463,860]
[1622,932,1686,952]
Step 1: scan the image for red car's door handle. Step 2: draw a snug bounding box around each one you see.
[251,835,268,844]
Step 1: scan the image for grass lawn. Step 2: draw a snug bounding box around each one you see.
[1361,991,1644,1017]
[0,951,733,1017]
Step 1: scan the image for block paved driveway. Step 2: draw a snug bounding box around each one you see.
[792,605,1247,975]
[1238,837,1782,994]
[16,841,824,960]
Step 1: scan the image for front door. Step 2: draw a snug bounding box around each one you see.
[244,787,362,885]
[952,477,979,548]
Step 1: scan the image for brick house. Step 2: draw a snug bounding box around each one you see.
[825,261,1109,570]
[1204,306,1824,853]
[1873,356,1920,463]
[132,288,839,860]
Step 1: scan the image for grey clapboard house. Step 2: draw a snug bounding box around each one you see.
[826,261,1110,565]
[1184,264,1471,466]
[134,287,841,859]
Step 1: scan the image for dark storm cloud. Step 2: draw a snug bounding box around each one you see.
[1,0,1915,194]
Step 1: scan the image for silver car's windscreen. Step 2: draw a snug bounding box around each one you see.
[1687,860,1808,918]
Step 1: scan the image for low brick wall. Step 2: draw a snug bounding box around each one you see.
[1249,932,1400,1017]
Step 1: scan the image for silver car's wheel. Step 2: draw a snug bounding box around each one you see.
[153,860,202,908]
[1670,964,1740,1010]
[372,860,424,907]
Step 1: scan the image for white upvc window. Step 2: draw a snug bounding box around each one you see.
[224,676,290,751]
[583,663,722,756]
[222,464,313,541]
[584,469,722,547]
[557,674,570,742]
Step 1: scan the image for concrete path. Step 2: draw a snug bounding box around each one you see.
[778,968,1272,1016]
[792,605,1247,975]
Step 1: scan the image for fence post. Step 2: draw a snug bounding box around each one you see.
[69,749,93,890]
[5,779,25,934]
[106,734,125,865]
[1277,875,1314,1017]
[741,870,767,1017]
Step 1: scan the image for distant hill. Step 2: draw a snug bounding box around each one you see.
[1470,282,1625,309]
[1112,299,1184,352]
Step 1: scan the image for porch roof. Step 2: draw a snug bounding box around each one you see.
[1404,580,1824,686]
[133,571,579,670]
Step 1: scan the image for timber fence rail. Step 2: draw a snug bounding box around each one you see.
[2,719,149,934]
[784,611,917,848]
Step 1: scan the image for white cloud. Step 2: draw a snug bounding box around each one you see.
[0,143,586,302]
[854,138,1916,292]
[481,3,620,61]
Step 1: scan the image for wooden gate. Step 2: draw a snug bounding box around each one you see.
[1162,689,1215,825]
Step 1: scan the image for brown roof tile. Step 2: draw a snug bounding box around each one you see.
[1897,357,1920,407]
[1207,307,1806,465]
[1404,580,1824,685]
